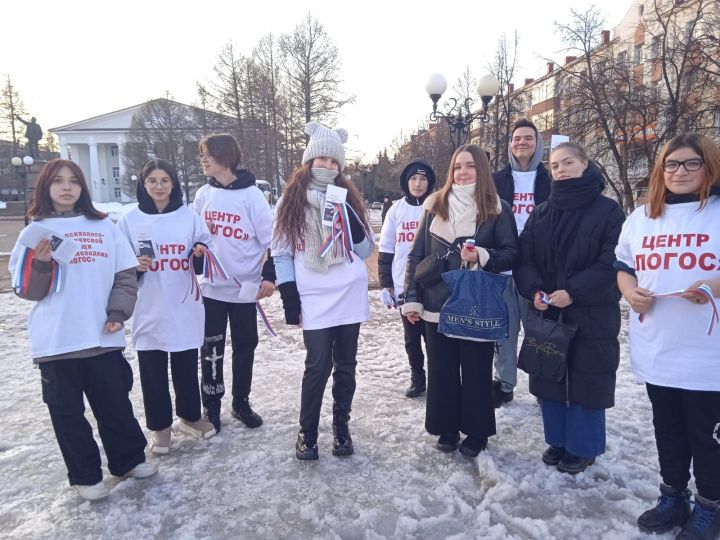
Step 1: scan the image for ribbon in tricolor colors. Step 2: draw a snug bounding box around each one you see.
[317,202,372,263]
[12,246,62,296]
[183,247,227,303]
[639,284,719,335]
[256,302,277,337]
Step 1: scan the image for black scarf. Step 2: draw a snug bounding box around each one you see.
[544,161,605,288]
[665,185,720,205]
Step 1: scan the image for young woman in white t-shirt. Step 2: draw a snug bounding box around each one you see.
[9,159,157,502]
[117,159,216,455]
[616,133,720,538]
[272,122,374,460]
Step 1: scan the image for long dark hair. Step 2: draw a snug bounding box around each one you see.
[430,144,499,223]
[274,162,369,250]
[27,159,106,220]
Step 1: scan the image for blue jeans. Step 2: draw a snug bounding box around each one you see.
[493,276,528,392]
[541,398,606,458]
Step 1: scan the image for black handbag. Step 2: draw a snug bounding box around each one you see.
[518,309,578,382]
[415,250,450,287]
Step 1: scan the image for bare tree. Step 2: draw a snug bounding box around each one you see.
[483,32,528,169]
[279,14,354,132]
[552,2,716,213]
[122,96,208,203]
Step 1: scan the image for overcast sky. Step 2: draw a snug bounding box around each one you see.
[2,0,633,161]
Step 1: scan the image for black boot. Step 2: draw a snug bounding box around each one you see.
[676,494,720,539]
[458,435,488,458]
[231,397,263,428]
[492,380,513,408]
[435,432,460,452]
[637,483,691,534]
[332,411,354,457]
[405,371,426,398]
[202,406,221,434]
[556,452,595,474]
[295,431,319,460]
[542,446,566,466]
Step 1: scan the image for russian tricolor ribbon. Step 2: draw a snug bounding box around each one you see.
[639,284,719,335]
[12,246,62,295]
[256,302,277,337]
[317,202,372,263]
[183,247,228,303]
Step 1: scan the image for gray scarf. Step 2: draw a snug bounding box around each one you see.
[508,128,545,172]
[303,168,345,273]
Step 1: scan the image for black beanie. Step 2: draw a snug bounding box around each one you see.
[400,158,436,197]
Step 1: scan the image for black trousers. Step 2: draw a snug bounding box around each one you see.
[401,313,426,375]
[201,297,258,413]
[299,323,361,436]
[425,322,496,440]
[39,350,147,486]
[647,383,720,500]
[138,349,201,431]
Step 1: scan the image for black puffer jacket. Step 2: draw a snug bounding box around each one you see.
[404,198,519,316]
[493,162,552,209]
[514,162,625,409]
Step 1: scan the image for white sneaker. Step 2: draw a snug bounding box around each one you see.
[125,461,158,479]
[175,418,217,440]
[75,481,109,501]
[150,428,171,455]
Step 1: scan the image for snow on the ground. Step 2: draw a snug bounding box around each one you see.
[0,293,681,540]
[92,202,137,223]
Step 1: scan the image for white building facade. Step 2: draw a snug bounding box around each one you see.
[50,104,145,203]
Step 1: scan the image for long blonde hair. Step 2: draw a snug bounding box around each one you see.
[430,144,499,223]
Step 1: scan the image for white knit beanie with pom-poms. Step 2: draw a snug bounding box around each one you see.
[302,121,348,171]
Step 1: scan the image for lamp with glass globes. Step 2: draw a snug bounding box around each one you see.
[425,72,500,150]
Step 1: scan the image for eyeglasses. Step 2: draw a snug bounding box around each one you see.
[663,158,704,173]
[145,178,172,187]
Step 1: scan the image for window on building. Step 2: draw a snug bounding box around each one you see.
[114,188,121,198]
[111,145,119,157]
[112,167,120,179]
[617,50,628,65]
[634,44,644,65]
[650,36,662,59]
[685,20,695,39]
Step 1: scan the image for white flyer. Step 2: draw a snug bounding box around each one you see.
[322,185,348,227]
[19,223,80,264]
[237,281,260,303]
[134,223,156,259]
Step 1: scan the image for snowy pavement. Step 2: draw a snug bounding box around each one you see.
[0,293,677,540]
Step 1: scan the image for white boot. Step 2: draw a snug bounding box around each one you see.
[175,418,217,439]
[150,428,171,455]
[75,481,109,501]
[124,461,158,479]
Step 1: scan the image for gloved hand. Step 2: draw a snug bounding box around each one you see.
[278,281,301,325]
[347,209,366,243]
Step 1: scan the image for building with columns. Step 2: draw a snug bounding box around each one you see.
[50,103,145,202]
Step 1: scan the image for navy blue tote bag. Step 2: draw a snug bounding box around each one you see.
[438,269,509,342]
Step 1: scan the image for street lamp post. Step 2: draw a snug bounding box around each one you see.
[352,156,379,201]
[425,73,501,151]
[11,155,34,225]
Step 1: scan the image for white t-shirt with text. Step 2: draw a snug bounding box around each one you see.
[117,206,213,351]
[378,198,424,301]
[192,184,272,303]
[615,197,720,391]
[9,216,138,359]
